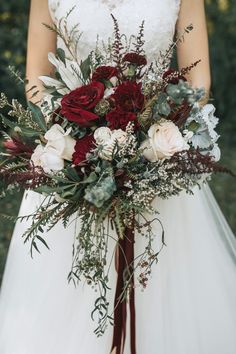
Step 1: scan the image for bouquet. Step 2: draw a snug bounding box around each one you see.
[0,13,232,354]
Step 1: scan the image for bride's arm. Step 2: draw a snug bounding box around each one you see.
[26,0,56,101]
[176,0,211,105]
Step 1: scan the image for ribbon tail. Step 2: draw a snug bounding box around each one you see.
[129,229,136,354]
[111,216,137,354]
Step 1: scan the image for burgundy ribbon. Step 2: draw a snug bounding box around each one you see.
[111,217,136,354]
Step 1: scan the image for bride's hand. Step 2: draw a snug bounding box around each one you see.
[199,90,210,107]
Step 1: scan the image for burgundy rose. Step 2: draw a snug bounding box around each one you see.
[72,134,95,165]
[92,66,119,82]
[3,139,33,156]
[60,81,104,127]
[106,108,138,131]
[123,53,147,66]
[111,81,144,112]
[163,69,187,84]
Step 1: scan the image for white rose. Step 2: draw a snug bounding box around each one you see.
[94,127,112,145]
[31,144,64,173]
[141,121,189,162]
[31,145,44,167]
[44,124,76,161]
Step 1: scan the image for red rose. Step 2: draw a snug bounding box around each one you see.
[123,53,147,66]
[106,108,138,131]
[60,81,104,127]
[72,134,95,165]
[92,66,119,82]
[111,81,144,112]
[163,69,187,84]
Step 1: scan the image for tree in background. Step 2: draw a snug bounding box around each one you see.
[0,0,235,282]
[207,0,236,229]
[0,0,29,282]
[0,1,29,103]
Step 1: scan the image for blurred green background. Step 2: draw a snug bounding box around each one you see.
[0,0,235,284]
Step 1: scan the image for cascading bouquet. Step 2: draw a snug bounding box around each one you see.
[0,13,232,354]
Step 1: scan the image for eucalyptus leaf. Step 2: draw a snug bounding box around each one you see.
[154,93,171,116]
[166,84,181,98]
[81,171,98,184]
[170,96,184,105]
[156,92,168,104]
[84,176,116,208]
[159,102,171,116]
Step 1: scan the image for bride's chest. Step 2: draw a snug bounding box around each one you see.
[49,0,181,60]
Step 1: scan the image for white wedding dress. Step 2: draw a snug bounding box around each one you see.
[1,1,236,353]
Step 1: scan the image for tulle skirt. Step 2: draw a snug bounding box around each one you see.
[0,185,236,354]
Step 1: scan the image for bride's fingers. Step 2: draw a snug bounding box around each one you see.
[110,348,117,354]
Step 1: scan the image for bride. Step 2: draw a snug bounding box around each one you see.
[0,0,236,353]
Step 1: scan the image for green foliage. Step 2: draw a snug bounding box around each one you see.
[0,1,29,104]
[84,175,117,208]
[207,0,236,139]
[80,55,92,82]
[0,0,236,285]
[27,101,48,132]
[206,0,236,233]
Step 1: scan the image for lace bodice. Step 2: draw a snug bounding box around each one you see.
[48,0,181,61]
